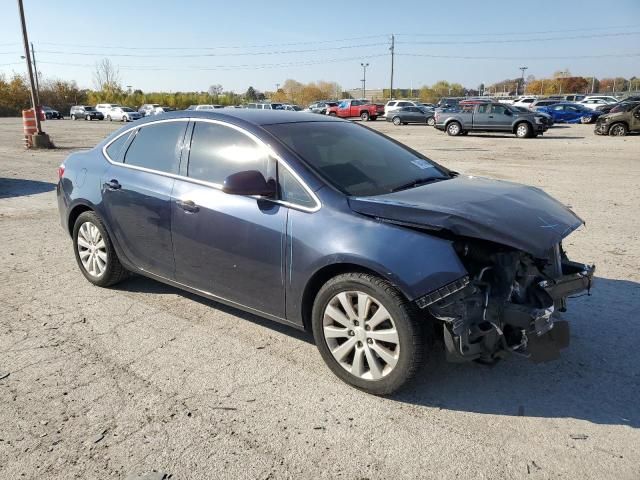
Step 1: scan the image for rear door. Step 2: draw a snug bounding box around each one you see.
[101,119,189,278]
[487,103,513,131]
[170,120,288,317]
[472,104,492,128]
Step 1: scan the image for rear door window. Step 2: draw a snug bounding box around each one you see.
[123,121,187,174]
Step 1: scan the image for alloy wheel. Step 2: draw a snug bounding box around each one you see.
[76,221,107,278]
[322,291,400,380]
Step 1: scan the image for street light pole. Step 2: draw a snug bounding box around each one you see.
[17,0,42,135]
[360,62,369,99]
[519,66,528,96]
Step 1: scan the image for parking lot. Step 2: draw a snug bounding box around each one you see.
[1,117,639,479]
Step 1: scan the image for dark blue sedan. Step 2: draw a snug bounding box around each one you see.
[536,102,602,124]
[57,110,594,394]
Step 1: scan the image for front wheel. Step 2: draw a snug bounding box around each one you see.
[73,211,128,287]
[609,122,628,136]
[515,122,531,138]
[107,115,112,122]
[71,114,76,120]
[312,273,425,395]
[446,121,461,136]
[427,117,435,126]
[580,116,592,124]
[360,111,369,121]
[392,116,401,126]
[328,112,337,117]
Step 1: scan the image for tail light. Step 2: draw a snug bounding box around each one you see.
[57,163,65,180]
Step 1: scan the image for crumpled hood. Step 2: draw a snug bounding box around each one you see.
[348,176,584,258]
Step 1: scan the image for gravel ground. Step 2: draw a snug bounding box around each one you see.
[0,117,638,480]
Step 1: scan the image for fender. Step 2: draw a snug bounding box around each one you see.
[284,206,468,326]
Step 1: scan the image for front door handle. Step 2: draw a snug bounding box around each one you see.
[176,199,199,213]
[488,115,494,118]
[105,179,121,190]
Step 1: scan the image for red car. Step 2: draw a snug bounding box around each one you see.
[326,99,383,121]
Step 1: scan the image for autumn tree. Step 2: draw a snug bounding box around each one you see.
[93,58,122,100]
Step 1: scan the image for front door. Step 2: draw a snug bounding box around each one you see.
[171,120,287,318]
[486,103,513,131]
[101,120,189,278]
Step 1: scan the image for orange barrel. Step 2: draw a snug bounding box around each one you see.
[22,109,38,135]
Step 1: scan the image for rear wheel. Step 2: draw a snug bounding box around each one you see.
[446,121,462,136]
[515,122,531,138]
[328,112,337,117]
[360,111,370,121]
[107,115,112,121]
[392,116,401,125]
[71,114,76,120]
[312,272,425,395]
[609,122,628,136]
[72,211,128,287]
[85,116,90,121]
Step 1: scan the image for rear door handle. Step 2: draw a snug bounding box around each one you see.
[488,115,494,118]
[105,179,121,190]
[176,199,199,213]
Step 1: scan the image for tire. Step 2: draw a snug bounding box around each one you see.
[609,122,628,136]
[122,116,128,122]
[311,272,426,395]
[107,115,112,122]
[446,121,462,136]
[71,114,76,120]
[360,111,369,121]
[328,112,337,117]
[392,116,401,126]
[580,116,592,124]
[371,116,377,121]
[427,117,435,126]
[72,211,128,287]
[85,116,90,121]
[515,122,531,138]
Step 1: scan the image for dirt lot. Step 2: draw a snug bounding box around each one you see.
[1,117,638,480]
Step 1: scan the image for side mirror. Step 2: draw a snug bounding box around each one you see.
[223,170,276,197]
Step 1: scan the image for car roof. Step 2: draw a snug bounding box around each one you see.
[132,109,347,127]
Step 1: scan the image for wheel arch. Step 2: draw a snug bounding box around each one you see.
[300,262,409,334]
[512,119,533,133]
[67,202,96,235]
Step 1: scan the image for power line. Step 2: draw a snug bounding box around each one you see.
[396,24,640,37]
[397,31,640,45]
[33,42,387,58]
[398,52,640,60]
[35,34,388,50]
[37,53,388,71]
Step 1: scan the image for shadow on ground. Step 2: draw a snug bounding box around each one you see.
[0,177,55,199]
[119,274,639,427]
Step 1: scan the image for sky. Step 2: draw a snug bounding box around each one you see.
[1,0,639,94]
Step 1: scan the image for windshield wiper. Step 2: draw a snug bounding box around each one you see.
[391,177,446,192]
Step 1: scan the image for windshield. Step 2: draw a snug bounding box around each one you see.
[122,107,134,112]
[85,107,96,111]
[265,122,449,196]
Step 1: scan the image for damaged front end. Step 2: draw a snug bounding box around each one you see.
[417,240,594,364]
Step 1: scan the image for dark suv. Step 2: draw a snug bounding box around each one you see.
[70,106,104,121]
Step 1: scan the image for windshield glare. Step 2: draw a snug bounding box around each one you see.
[266,122,448,196]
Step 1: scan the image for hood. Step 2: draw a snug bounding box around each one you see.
[348,176,583,258]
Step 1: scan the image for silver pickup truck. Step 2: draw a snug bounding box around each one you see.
[434,101,548,138]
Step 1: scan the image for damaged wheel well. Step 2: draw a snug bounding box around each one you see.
[301,263,403,335]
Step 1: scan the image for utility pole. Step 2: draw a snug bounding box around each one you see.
[591,76,595,94]
[519,66,528,96]
[17,0,51,147]
[30,42,40,106]
[17,0,42,134]
[389,34,394,100]
[613,78,616,95]
[360,62,369,99]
